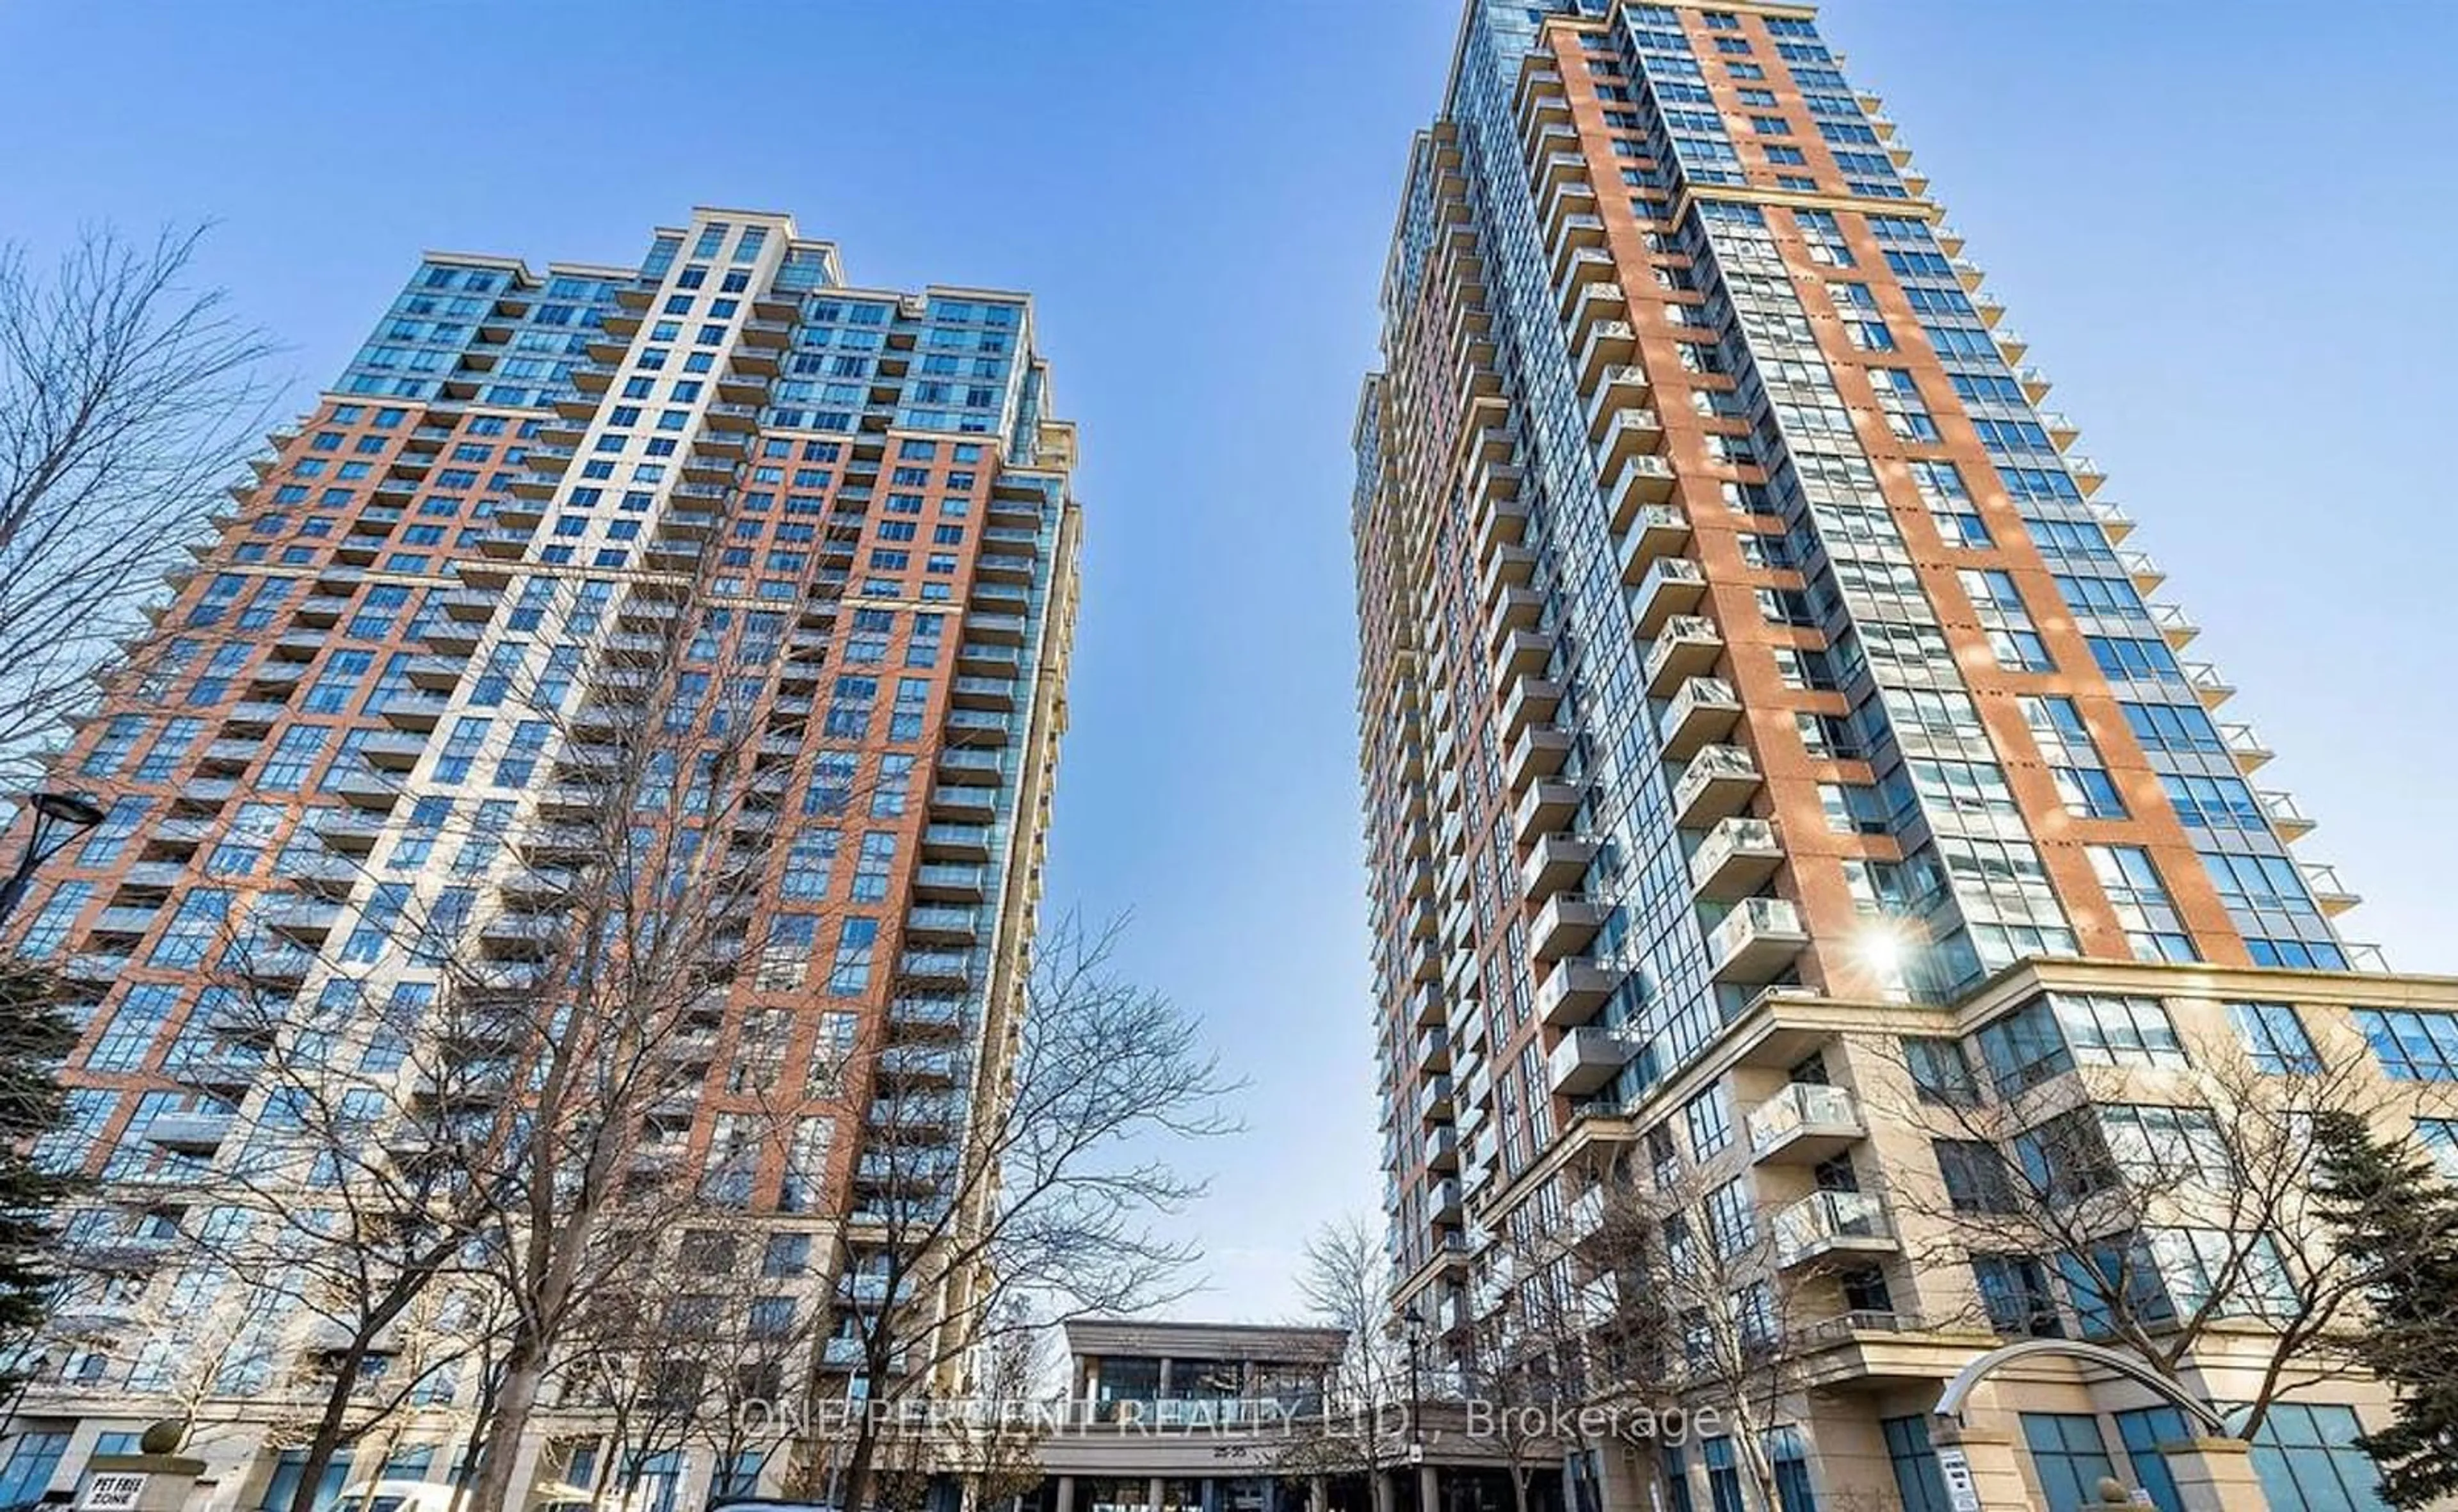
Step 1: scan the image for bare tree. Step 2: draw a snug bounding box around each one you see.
[1469,1205,1604,1512]
[1561,1161,1824,1512]
[958,1301,1054,1512]
[422,609,827,1512]
[1865,1021,2442,1439]
[163,966,513,1512]
[785,915,1239,1512]
[1280,1214,1408,1512]
[557,1210,821,1510]
[0,225,272,782]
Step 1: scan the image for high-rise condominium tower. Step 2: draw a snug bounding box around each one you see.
[1355,5,2452,1509]
[5,209,1079,1509]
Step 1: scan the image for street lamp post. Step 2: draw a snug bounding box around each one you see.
[1401,1299,1426,1461]
[0,791,108,932]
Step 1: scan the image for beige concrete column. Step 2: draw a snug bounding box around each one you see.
[1056,1476,1078,1512]
[1148,1476,1166,1512]
[1589,1440,1650,1512]
[1417,1463,1438,1512]
[2155,1437,2270,1512]
[1929,1421,2034,1511]
[1308,1474,1328,1512]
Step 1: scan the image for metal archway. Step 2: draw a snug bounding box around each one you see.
[1932,1339,2230,1435]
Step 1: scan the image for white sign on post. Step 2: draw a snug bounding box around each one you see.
[81,1473,148,1512]
[1934,1447,1982,1512]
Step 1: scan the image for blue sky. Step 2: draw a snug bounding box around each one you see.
[5,1,2455,1321]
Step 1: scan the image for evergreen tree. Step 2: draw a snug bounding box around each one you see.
[2309,1109,2458,1509]
[0,960,84,1394]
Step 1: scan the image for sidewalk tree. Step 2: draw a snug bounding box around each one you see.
[789,915,1237,1512]
[1868,1022,2411,1439]
[0,225,271,783]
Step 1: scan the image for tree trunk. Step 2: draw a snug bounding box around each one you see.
[465,1330,551,1512]
[839,1415,881,1512]
[289,1339,374,1512]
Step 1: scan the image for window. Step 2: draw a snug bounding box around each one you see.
[2111,1407,2190,1512]
[781,831,838,901]
[2051,766,2126,819]
[1972,1253,2061,1337]
[1767,1426,1817,1512]
[1934,1139,2018,1214]
[1881,1415,1952,1512]
[2198,851,2318,919]
[852,832,897,903]
[2088,846,2196,962]
[2245,1403,2393,1512]
[762,1233,812,1278]
[2162,773,2267,830]
[829,917,878,997]
[2416,1118,2458,1182]
[2353,1008,2458,1081]
[0,1432,68,1506]
[2098,1104,2230,1184]
[1682,1082,1733,1156]
[1703,1177,1755,1258]
[2228,1002,2318,1075]
[2020,1413,2119,1512]
[1700,1436,1745,1512]
[1977,993,2185,1093]
[1904,1037,1980,1106]
[152,889,231,968]
[89,985,177,1072]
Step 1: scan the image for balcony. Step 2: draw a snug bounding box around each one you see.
[2222,721,2273,771]
[1589,366,1653,440]
[1604,454,1677,531]
[1507,723,1574,789]
[2258,790,2315,840]
[1576,320,1637,391]
[928,784,996,824]
[1596,408,1665,478]
[1426,1123,1459,1171]
[1498,675,1563,740]
[1691,817,1784,901]
[1479,543,1538,611]
[1532,892,1608,963]
[1514,778,1582,844]
[1618,506,1692,586]
[945,709,1011,746]
[2299,862,2359,915]
[1430,1177,1465,1222]
[1618,551,1707,634]
[1708,897,1808,983]
[1555,246,1616,313]
[1548,1026,1638,1097]
[1673,744,1759,827]
[1659,677,1742,760]
[904,905,981,944]
[1475,491,1531,560]
[2149,603,2197,648]
[921,823,993,862]
[2183,661,2234,709]
[1536,958,1617,1028]
[1643,615,1722,696]
[1772,1190,1897,1269]
[1521,832,1598,900]
[145,1109,236,1153]
[261,896,345,942]
[1417,1074,1456,1126]
[1747,1083,1865,1165]
[898,950,975,990]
